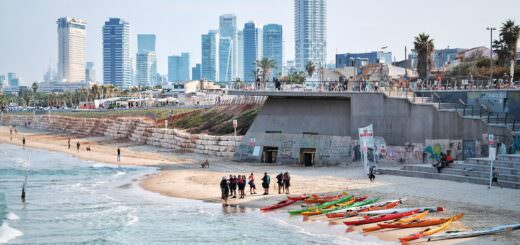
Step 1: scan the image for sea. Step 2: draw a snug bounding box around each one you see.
[0,143,389,244]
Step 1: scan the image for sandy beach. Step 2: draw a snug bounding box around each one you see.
[1,125,519,245]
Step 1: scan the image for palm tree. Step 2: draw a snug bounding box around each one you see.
[499,19,520,85]
[305,61,316,79]
[91,84,99,100]
[256,57,277,87]
[414,33,435,81]
[31,82,39,107]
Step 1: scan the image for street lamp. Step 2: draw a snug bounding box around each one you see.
[486,27,496,88]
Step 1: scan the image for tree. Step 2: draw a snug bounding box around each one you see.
[256,57,277,87]
[499,19,520,84]
[414,33,435,80]
[282,71,306,84]
[305,61,316,79]
[91,84,99,100]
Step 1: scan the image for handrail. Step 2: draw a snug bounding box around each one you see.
[432,92,441,108]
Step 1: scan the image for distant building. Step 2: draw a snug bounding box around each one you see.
[295,0,327,71]
[168,53,190,82]
[336,51,392,68]
[85,62,96,83]
[433,48,464,70]
[284,60,297,75]
[103,18,132,88]
[7,73,19,87]
[201,30,219,81]
[237,30,244,80]
[456,47,492,62]
[0,75,5,89]
[243,21,263,82]
[38,81,89,93]
[192,64,201,81]
[219,37,233,81]
[57,17,86,82]
[137,34,156,53]
[263,24,283,79]
[136,52,156,87]
[43,65,58,82]
[219,14,238,79]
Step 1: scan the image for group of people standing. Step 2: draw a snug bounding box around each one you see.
[220,172,291,204]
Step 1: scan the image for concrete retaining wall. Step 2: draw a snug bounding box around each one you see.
[0,114,241,157]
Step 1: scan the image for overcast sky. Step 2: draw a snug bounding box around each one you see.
[0,0,519,83]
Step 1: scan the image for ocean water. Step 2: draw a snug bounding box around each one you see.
[0,144,388,244]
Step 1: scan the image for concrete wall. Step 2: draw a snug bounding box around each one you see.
[236,93,513,165]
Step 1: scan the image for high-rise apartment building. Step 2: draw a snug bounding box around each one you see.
[137,34,156,53]
[192,64,201,81]
[219,14,237,80]
[7,73,19,87]
[295,0,327,71]
[263,24,283,79]
[136,52,156,87]
[201,30,219,81]
[168,53,190,82]
[85,62,96,83]
[137,34,158,85]
[237,30,244,80]
[103,18,132,88]
[243,22,262,82]
[0,75,5,88]
[57,17,86,82]
[219,37,233,81]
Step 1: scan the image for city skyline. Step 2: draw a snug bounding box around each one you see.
[0,0,519,83]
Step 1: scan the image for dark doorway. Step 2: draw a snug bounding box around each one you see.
[262,146,278,164]
[300,148,316,167]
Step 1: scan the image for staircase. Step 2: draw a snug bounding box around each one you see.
[381,154,520,189]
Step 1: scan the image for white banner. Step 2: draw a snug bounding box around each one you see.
[358,124,374,174]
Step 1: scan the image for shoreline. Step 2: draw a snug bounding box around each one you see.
[1,126,519,244]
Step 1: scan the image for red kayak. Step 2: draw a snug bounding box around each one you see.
[261,199,298,212]
[344,209,419,226]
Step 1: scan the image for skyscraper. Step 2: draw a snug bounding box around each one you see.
[136,52,156,87]
[0,75,5,88]
[85,62,96,83]
[219,37,233,81]
[295,0,327,71]
[7,73,19,87]
[219,14,237,80]
[237,30,244,80]
[137,34,156,53]
[201,30,219,81]
[168,53,190,82]
[243,21,262,82]
[57,17,86,82]
[192,64,201,81]
[103,18,132,88]
[263,24,283,79]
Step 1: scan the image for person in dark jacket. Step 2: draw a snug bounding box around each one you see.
[276,172,284,194]
[220,177,229,204]
[261,172,271,195]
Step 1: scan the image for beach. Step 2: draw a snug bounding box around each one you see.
[1,125,519,244]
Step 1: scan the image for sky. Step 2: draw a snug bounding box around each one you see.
[0,0,519,84]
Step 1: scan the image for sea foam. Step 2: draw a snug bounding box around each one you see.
[0,222,23,243]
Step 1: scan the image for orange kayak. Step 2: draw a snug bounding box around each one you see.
[379,213,464,229]
[363,210,429,233]
[398,214,464,244]
[304,194,343,204]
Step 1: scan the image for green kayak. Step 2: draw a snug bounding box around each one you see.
[288,195,353,215]
[321,197,380,214]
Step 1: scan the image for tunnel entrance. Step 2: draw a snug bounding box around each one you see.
[300,148,316,167]
[262,146,278,164]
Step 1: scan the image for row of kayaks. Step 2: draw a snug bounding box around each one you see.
[260,192,520,244]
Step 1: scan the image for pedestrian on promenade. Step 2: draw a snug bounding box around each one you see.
[76,141,80,152]
[248,173,257,195]
[283,172,291,194]
[220,177,229,205]
[276,172,284,194]
[67,138,71,149]
[261,172,270,195]
[117,147,121,162]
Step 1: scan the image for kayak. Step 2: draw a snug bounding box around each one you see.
[326,199,402,218]
[304,194,343,204]
[287,195,308,201]
[399,214,464,243]
[344,209,419,226]
[362,210,429,233]
[329,200,400,219]
[324,197,380,215]
[378,213,464,229]
[426,223,520,241]
[300,196,353,216]
[261,198,298,212]
[360,206,444,216]
[320,196,368,215]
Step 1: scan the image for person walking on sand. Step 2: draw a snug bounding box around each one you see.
[9,127,13,141]
[276,172,284,194]
[117,148,121,162]
[283,172,291,194]
[22,136,26,148]
[67,138,71,149]
[248,173,257,195]
[261,172,271,195]
[76,141,80,152]
[220,177,230,205]
[491,167,502,188]
[238,175,246,199]
[368,166,376,183]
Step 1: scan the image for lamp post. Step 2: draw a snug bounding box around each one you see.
[486,27,496,88]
